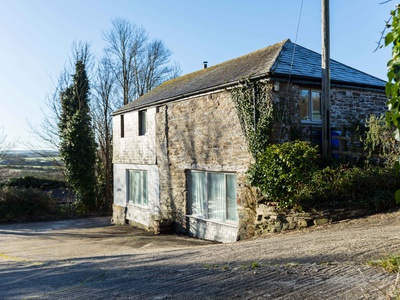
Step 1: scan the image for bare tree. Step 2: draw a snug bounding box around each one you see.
[0,126,14,181]
[103,18,181,105]
[167,61,182,81]
[91,57,117,211]
[0,127,13,161]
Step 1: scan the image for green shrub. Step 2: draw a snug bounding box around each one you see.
[247,141,400,211]
[2,176,67,190]
[0,187,58,222]
[247,141,320,208]
[299,165,399,211]
[363,114,400,166]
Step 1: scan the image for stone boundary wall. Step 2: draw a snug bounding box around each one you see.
[255,202,368,235]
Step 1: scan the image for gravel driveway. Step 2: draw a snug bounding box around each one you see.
[0,211,399,299]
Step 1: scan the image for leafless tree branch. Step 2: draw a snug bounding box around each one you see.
[103,18,181,106]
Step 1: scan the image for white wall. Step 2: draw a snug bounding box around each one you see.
[113,163,160,228]
[113,107,157,165]
[187,216,238,243]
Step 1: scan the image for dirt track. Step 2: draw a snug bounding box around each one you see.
[0,211,400,299]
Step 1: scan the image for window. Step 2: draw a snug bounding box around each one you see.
[138,110,147,135]
[299,89,321,122]
[127,170,148,206]
[189,171,238,222]
[120,115,125,138]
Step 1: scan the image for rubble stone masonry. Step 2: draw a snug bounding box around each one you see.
[155,90,253,242]
[113,81,387,241]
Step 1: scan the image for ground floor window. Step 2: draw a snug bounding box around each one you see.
[189,171,237,222]
[127,170,148,206]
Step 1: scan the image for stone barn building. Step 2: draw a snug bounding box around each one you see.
[111,39,387,242]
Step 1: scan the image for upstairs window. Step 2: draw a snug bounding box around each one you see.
[127,170,148,206]
[120,115,125,138]
[189,171,238,222]
[299,89,321,123]
[139,110,147,135]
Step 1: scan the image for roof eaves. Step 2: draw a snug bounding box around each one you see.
[272,73,385,92]
[112,72,272,115]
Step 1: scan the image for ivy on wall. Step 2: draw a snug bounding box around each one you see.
[230,80,274,158]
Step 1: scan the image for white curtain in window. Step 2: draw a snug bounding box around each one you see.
[127,170,148,206]
[311,91,321,121]
[226,174,238,221]
[207,173,224,221]
[128,170,141,204]
[142,171,148,205]
[191,172,205,217]
[128,170,134,202]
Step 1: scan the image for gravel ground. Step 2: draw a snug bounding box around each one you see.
[0,211,399,299]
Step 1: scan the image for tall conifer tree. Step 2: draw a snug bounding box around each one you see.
[59,60,97,212]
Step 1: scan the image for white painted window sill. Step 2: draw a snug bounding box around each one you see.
[127,202,150,210]
[186,215,238,228]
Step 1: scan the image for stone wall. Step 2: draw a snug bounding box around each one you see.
[271,84,387,142]
[155,90,254,241]
[112,81,387,241]
[330,88,387,127]
[255,202,368,235]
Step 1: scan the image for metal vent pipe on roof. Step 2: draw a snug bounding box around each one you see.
[203,61,208,69]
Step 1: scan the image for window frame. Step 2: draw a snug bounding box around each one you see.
[298,89,322,123]
[188,170,238,223]
[138,110,147,136]
[120,114,125,138]
[127,169,148,206]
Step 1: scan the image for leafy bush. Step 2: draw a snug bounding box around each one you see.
[0,175,82,223]
[298,165,399,211]
[363,114,400,166]
[247,141,320,208]
[0,187,58,222]
[248,141,400,211]
[1,176,67,190]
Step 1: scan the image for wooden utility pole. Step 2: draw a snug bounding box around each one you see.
[321,0,331,157]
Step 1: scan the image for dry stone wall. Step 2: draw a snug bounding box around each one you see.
[255,202,368,235]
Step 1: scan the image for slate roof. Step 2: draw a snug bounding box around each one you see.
[114,39,386,114]
[272,41,386,87]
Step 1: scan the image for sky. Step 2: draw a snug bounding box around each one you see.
[0,0,395,150]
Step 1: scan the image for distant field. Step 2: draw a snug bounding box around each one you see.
[0,150,64,181]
